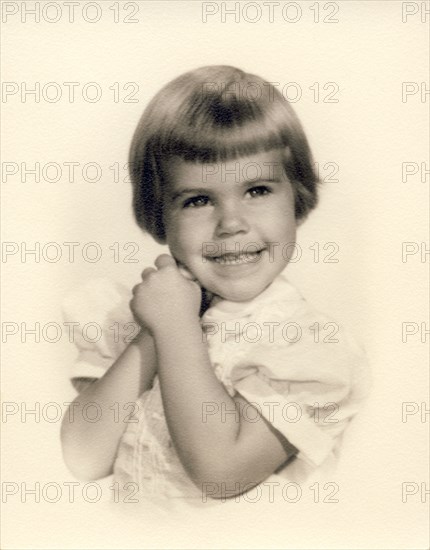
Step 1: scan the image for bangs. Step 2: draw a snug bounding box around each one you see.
[140,66,301,163]
[155,101,296,163]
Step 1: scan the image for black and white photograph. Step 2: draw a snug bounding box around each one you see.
[1,1,429,548]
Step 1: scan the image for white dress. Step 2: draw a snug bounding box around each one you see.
[62,272,371,505]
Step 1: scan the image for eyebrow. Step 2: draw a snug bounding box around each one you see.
[169,178,284,203]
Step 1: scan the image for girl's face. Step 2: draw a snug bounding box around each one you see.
[163,149,297,302]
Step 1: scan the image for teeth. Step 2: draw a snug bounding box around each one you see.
[212,250,263,264]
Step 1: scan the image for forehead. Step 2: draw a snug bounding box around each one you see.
[164,149,287,188]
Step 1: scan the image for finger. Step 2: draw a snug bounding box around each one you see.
[154,254,176,270]
[141,267,156,279]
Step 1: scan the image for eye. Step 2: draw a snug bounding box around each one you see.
[183,195,210,208]
[247,185,271,198]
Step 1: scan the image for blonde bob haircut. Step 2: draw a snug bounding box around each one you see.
[129,65,319,242]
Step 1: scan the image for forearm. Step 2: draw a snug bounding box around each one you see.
[61,329,156,480]
[154,317,243,478]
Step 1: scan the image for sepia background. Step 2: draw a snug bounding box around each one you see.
[1,0,429,548]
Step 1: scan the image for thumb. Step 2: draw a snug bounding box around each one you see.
[173,259,215,316]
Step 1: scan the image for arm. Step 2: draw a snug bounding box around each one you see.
[132,255,297,498]
[60,329,156,481]
[154,316,297,497]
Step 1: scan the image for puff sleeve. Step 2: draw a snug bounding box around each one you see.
[62,278,135,390]
[207,300,371,469]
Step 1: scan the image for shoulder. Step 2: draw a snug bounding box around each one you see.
[62,278,135,386]
[245,281,371,389]
[62,277,131,325]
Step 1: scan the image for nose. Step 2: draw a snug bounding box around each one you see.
[214,201,250,238]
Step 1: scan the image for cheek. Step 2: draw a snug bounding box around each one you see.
[270,201,296,238]
[286,221,297,246]
[166,219,202,259]
[164,218,183,257]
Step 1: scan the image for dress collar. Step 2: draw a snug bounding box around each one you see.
[201,271,302,322]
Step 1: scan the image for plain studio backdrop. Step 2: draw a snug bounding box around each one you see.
[1,1,428,548]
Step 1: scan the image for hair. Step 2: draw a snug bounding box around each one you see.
[129,65,319,242]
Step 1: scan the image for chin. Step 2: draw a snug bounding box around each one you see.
[211,283,264,303]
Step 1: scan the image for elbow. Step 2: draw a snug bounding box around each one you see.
[61,443,111,482]
[177,441,258,500]
[60,437,102,482]
[187,461,250,500]
[60,419,111,482]
[193,473,256,500]
[62,460,102,483]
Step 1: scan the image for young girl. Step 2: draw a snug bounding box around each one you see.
[61,65,370,505]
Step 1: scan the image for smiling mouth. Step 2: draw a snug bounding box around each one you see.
[206,248,266,265]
